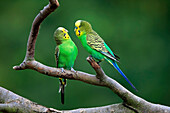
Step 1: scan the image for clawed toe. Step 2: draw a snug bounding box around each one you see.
[71,67,76,73]
[60,68,65,73]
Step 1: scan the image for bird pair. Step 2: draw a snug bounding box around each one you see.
[54,20,137,104]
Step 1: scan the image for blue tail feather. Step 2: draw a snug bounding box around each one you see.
[105,58,137,91]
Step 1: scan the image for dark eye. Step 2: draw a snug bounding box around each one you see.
[79,25,81,28]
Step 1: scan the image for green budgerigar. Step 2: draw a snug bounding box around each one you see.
[74,20,137,91]
[54,27,78,104]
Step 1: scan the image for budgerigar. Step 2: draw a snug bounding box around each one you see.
[54,27,78,104]
[74,20,137,91]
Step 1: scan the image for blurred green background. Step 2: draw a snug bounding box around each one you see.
[0,0,169,110]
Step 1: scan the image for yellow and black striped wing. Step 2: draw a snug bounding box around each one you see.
[86,32,107,52]
[86,32,119,62]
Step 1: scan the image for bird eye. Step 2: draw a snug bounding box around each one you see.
[79,25,81,28]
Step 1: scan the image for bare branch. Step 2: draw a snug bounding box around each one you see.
[14,0,59,69]
[0,87,60,112]
[13,59,170,112]
[0,86,137,113]
[86,56,106,80]
[26,0,59,60]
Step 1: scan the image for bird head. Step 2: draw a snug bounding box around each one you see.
[54,27,70,45]
[74,20,92,37]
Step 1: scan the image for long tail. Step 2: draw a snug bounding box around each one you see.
[104,57,137,91]
[59,78,66,104]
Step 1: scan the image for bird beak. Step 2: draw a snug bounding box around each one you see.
[74,27,78,32]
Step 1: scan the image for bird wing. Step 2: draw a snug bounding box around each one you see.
[86,32,120,62]
[55,46,66,104]
[55,46,60,68]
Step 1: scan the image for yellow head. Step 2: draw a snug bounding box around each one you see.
[54,27,70,44]
[74,20,92,37]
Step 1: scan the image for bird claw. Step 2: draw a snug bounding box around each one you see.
[71,67,76,73]
[60,68,65,73]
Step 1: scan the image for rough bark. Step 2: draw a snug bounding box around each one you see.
[0,87,60,113]
[0,0,169,112]
[0,86,136,113]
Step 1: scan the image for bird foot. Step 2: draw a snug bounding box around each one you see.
[60,68,65,73]
[71,67,76,73]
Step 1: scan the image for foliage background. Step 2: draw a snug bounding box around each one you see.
[0,0,169,110]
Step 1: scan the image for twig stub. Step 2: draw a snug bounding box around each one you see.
[86,56,100,70]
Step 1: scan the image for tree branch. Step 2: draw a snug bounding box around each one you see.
[12,56,170,113]
[6,0,170,112]
[0,87,60,113]
[0,86,136,113]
